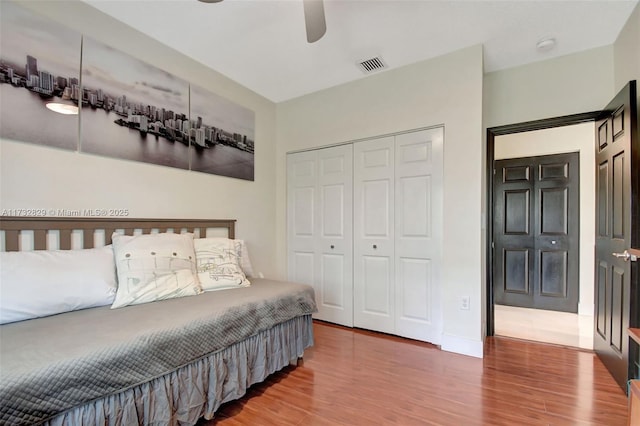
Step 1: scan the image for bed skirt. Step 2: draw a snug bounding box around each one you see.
[44,315,314,426]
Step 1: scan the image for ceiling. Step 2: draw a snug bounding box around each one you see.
[84,0,638,103]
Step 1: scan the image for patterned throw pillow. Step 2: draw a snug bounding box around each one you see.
[111,232,202,308]
[194,238,251,292]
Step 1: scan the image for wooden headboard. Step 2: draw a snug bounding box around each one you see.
[0,217,235,251]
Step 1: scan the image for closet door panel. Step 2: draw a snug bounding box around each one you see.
[317,145,353,326]
[397,257,431,320]
[291,252,315,288]
[395,128,444,343]
[287,151,317,283]
[354,137,395,333]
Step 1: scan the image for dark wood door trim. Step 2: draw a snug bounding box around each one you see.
[486,111,601,336]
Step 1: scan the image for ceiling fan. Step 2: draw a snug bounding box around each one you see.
[197,0,327,43]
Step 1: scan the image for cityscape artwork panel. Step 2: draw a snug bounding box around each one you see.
[190,83,255,181]
[0,4,257,181]
[80,36,190,170]
[0,2,81,151]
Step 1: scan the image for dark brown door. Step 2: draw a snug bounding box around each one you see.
[494,152,580,313]
[594,80,639,390]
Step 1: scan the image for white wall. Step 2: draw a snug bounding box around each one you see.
[484,46,615,129]
[614,1,640,94]
[614,0,640,130]
[495,123,596,325]
[277,45,485,357]
[0,1,279,277]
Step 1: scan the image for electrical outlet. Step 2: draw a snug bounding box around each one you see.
[460,296,470,310]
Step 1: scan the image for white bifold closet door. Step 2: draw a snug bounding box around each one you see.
[353,136,396,334]
[354,128,443,343]
[394,129,443,343]
[287,145,353,327]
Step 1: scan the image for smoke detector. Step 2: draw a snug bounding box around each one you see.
[536,37,557,52]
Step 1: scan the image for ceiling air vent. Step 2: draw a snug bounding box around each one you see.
[357,56,387,74]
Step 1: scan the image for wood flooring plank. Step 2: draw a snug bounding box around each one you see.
[200,322,628,425]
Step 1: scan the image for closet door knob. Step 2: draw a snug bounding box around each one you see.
[330,245,335,249]
[373,244,377,249]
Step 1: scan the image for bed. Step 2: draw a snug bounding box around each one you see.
[0,217,316,426]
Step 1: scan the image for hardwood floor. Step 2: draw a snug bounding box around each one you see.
[200,321,627,425]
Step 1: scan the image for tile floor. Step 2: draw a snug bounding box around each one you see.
[494,304,594,349]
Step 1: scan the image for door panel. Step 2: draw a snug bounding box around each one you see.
[287,145,353,327]
[394,128,443,343]
[596,260,608,339]
[612,152,625,239]
[611,266,624,353]
[494,152,579,312]
[504,165,530,182]
[397,258,431,321]
[540,162,569,180]
[593,80,637,390]
[291,251,314,286]
[598,161,609,237]
[363,180,391,236]
[293,187,315,236]
[504,190,530,234]
[540,250,567,297]
[321,253,345,307]
[288,150,317,281]
[317,145,353,326]
[399,176,431,237]
[362,256,392,315]
[354,137,395,333]
[322,184,345,237]
[504,249,529,294]
[540,188,567,234]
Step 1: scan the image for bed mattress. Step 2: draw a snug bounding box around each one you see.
[0,279,316,425]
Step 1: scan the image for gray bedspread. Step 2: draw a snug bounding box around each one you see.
[0,279,317,426]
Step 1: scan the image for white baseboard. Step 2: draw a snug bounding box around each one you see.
[441,333,484,358]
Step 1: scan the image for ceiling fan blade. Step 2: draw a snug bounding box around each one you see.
[303,0,326,43]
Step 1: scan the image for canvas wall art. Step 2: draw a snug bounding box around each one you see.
[190,83,255,181]
[1,4,256,181]
[80,36,191,170]
[0,2,81,151]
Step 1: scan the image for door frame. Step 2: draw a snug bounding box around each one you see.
[486,111,601,336]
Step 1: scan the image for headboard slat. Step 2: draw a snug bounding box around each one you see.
[59,230,72,250]
[105,229,115,246]
[83,229,95,249]
[0,218,236,251]
[34,230,47,250]
[5,230,19,251]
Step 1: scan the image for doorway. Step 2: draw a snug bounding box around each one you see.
[487,116,599,349]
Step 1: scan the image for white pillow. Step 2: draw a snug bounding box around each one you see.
[111,232,202,309]
[0,246,117,324]
[194,238,250,291]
